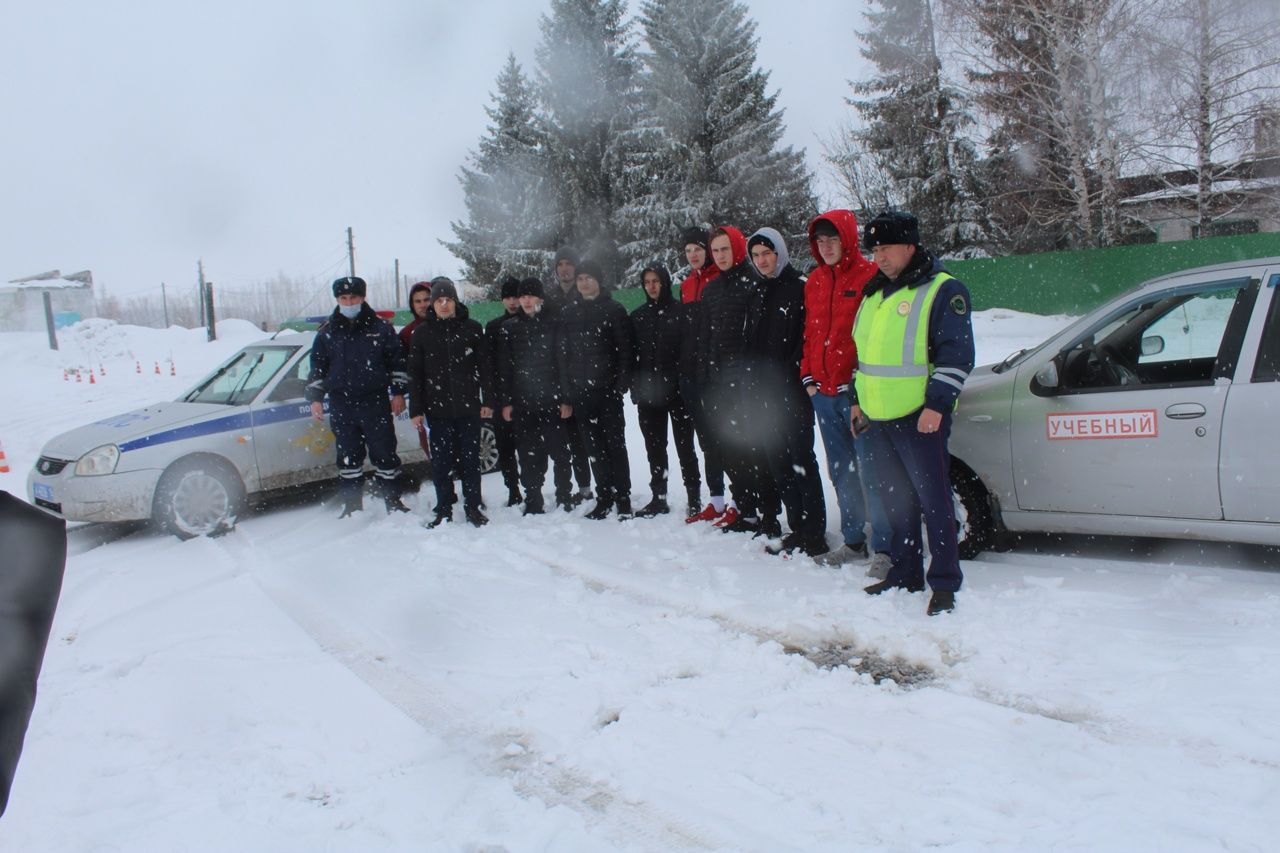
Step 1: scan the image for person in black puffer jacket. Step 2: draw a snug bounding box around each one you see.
[496,277,576,514]
[630,263,701,517]
[408,278,489,528]
[307,276,411,516]
[746,228,829,559]
[557,259,635,520]
[697,226,777,534]
[484,276,524,506]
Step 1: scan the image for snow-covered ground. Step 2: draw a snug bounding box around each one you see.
[2,311,1279,852]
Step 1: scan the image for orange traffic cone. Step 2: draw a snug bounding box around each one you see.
[63,369,69,382]
[0,441,10,474]
[89,369,96,384]
[169,362,176,376]
[75,370,82,383]
[154,361,161,375]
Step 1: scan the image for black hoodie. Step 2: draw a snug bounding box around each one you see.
[629,264,684,408]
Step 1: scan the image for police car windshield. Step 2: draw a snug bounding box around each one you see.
[182,347,297,405]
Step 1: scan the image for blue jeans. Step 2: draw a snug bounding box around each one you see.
[811,391,868,547]
[855,434,892,554]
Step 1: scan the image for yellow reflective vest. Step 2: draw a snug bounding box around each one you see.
[851,272,953,420]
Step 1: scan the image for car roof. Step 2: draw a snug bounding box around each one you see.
[1137,256,1280,290]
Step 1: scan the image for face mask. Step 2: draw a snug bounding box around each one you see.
[338,303,362,319]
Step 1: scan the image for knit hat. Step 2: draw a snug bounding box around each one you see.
[576,259,605,287]
[518,276,544,298]
[332,276,367,297]
[429,276,458,302]
[500,276,520,298]
[863,210,921,248]
[680,227,710,252]
[554,246,580,268]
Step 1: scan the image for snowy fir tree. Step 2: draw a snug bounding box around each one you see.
[534,0,639,283]
[849,0,997,258]
[444,54,556,284]
[616,0,815,277]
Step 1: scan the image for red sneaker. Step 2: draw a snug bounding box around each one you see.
[712,506,741,529]
[685,503,724,523]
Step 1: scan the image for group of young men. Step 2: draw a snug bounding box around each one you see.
[305,209,975,614]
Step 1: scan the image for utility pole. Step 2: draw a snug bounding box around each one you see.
[394,258,401,306]
[160,282,170,328]
[205,280,217,342]
[197,259,207,326]
[346,226,356,277]
[42,291,58,351]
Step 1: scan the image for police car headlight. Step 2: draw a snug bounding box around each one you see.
[75,444,120,476]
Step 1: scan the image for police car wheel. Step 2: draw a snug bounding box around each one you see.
[154,457,246,540]
[478,422,499,475]
[950,461,993,560]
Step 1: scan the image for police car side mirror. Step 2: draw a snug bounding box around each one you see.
[1141,335,1165,357]
[1033,361,1061,393]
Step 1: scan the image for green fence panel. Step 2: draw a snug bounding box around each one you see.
[947,232,1280,315]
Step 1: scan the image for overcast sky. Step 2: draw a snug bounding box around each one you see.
[2,1,868,300]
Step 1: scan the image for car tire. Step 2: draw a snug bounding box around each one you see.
[950,460,994,560]
[479,421,499,475]
[153,456,246,540]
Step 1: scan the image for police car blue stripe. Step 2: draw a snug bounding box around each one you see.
[117,404,315,453]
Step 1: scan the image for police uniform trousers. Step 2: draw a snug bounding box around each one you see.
[860,409,962,592]
[427,415,482,513]
[329,394,402,500]
[574,391,631,503]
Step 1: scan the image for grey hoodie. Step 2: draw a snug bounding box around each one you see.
[747,227,791,279]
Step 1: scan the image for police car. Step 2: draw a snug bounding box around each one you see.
[27,331,499,538]
[949,256,1279,557]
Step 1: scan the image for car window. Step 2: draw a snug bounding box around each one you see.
[1253,276,1280,383]
[266,352,312,401]
[184,347,297,406]
[1056,277,1254,393]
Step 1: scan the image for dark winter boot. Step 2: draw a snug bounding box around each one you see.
[927,590,956,616]
[465,506,489,527]
[424,509,452,529]
[584,499,614,520]
[615,497,633,520]
[523,497,545,516]
[338,493,363,518]
[385,495,411,514]
[753,516,782,539]
[635,496,668,518]
[506,487,523,507]
[685,487,701,518]
[865,579,924,596]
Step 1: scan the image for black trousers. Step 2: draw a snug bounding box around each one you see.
[564,414,592,491]
[703,379,773,517]
[636,393,701,500]
[515,406,574,506]
[574,392,631,502]
[764,393,827,542]
[330,396,402,499]
[493,415,520,494]
[428,415,482,513]
[679,376,725,499]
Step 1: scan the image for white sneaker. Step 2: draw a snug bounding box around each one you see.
[814,543,870,567]
[865,552,893,580]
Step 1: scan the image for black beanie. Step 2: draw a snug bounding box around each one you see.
[680,227,710,252]
[500,276,520,298]
[576,259,605,287]
[554,246,580,268]
[518,276,544,298]
[863,210,921,248]
[429,276,458,302]
[332,276,367,297]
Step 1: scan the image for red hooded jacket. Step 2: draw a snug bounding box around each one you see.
[801,209,878,395]
[680,260,720,303]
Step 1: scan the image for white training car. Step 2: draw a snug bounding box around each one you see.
[949,256,1280,556]
[28,332,497,538]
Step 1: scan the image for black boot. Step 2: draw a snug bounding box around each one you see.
[615,497,633,520]
[385,495,411,513]
[523,497,545,516]
[425,509,452,528]
[505,487,523,507]
[686,487,701,518]
[584,499,614,520]
[865,579,924,595]
[338,495,363,518]
[753,516,782,539]
[465,506,489,527]
[635,496,668,518]
[927,590,956,616]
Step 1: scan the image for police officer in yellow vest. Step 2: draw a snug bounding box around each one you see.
[850,211,975,615]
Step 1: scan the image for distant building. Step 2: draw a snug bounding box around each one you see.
[0,271,96,332]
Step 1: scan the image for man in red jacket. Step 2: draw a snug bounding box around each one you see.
[802,210,890,566]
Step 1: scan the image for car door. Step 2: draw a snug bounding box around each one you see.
[249,347,335,490]
[1219,268,1280,523]
[1010,271,1262,520]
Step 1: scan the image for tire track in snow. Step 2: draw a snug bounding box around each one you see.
[210,530,731,853]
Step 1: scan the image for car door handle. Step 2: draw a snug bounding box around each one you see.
[967,415,993,423]
[1165,403,1206,420]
